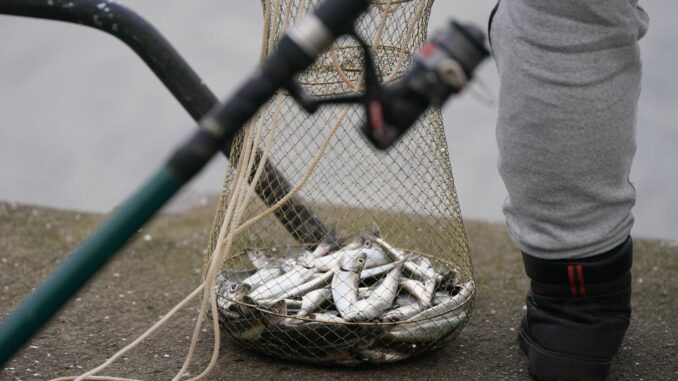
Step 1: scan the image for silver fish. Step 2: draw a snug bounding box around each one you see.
[419,256,452,284]
[215,272,232,298]
[216,282,250,318]
[243,267,283,288]
[399,278,433,307]
[386,310,467,342]
[419,257,439,308]
[344,264,403,321]
[248,264,316,301]
[404,259,435,283]
[275,270,334,301]
[283,299,302,309]
[331,251,367,318]
[314,247,387,272]
[313,249,358,271]
[363,247,390,268]
[257,298,302,309]
[417,256,436,274]
[406,281,475,321]
[297,288,332,316]
[222,282,250,303]
[359,259,402,280]
[365,237,430,282]
[361,236,375,249]
[380,304,423,322]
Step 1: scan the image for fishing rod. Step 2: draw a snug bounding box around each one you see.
[0,0,489,366]
[0,0,331,245]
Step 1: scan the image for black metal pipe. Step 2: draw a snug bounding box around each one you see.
[0,0,331,244]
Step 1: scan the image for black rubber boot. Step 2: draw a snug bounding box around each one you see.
[519,237,633,381]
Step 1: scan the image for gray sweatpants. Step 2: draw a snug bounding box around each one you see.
[490,0,649,259]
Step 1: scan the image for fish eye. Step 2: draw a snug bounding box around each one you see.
[229,284,238,293]
[358,259,365,263]
[363,240,371,248]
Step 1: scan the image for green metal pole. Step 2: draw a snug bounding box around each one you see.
[0,168,182,366]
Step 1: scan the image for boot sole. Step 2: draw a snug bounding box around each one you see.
[519,326,612,381]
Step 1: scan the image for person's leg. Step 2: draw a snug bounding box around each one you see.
[489,0,649,379]
[491,0,648,259]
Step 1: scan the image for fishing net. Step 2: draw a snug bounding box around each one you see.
[205,0,475,365]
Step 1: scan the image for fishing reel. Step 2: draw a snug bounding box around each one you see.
[285,19,490,150]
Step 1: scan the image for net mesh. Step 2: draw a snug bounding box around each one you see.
[204,0,475,365]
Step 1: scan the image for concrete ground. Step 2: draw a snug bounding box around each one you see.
[1,201,676,380]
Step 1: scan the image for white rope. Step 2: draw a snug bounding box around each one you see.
[174,98,279,381]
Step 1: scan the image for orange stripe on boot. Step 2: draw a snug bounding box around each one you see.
[576,264,586,297]
[567,265,577,297]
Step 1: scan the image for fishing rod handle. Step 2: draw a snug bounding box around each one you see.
[361,20,491,150]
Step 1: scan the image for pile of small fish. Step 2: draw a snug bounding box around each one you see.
[215,227,474,364]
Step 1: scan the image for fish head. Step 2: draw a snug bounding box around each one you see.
[225,282,251,302]
[215,274,232,295]
[339,250,367,273]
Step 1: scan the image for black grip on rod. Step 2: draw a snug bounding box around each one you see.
[0,0,334,244]
[313,0,370,36]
